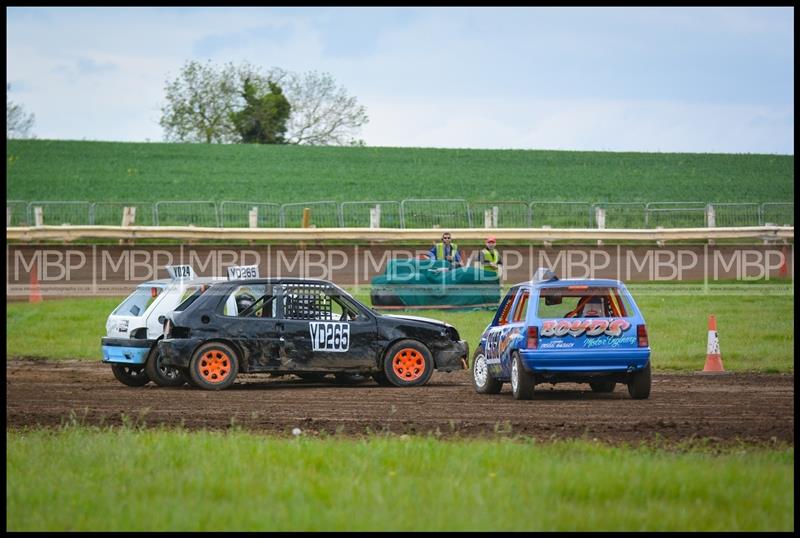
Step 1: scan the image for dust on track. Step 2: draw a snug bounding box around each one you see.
[6,359,794,446]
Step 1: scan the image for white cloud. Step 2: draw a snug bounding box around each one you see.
[362,97,794,154]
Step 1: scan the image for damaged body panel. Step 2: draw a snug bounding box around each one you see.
[159,278,468,390]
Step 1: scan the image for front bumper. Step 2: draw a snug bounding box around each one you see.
[158,338,204,369]
[434,340,469,371]
[520,348,651,373]
[101,337,154,365]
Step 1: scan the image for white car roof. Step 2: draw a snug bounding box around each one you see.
[137,277,226,287]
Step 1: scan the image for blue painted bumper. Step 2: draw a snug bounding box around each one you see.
[101,337,154,365]
[520,348,650,373]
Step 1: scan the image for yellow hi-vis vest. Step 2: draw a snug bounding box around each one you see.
[435,242,458,260]
[482,248,499,264]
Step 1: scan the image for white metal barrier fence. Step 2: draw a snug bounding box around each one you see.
[9,200,793,229]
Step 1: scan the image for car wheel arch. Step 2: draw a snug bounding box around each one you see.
[381,337,432,368]
[191,338,246,372]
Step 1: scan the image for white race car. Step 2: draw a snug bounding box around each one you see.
[101,265,223,387]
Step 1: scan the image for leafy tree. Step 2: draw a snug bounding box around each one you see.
[230,78,291,144]
[7,84,35,139]
[159,61,368,146]
[269,69,369,146]
[159,61,240,144]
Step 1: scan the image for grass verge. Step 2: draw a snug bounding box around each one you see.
[6,425,794,531]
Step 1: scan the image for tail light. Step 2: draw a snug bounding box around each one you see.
[637,325,649,347]
[527,326,538,350]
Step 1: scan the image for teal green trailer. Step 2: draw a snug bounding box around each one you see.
[370,259,501,310]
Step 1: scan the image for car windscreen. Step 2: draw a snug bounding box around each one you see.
[112,286,164,317]
[537,286,630,318]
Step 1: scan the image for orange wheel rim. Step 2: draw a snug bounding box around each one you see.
[199,350,231,383]
[392,348,425,381]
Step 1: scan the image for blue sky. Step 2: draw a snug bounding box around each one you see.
[6,6,794,153]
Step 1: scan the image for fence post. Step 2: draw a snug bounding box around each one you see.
[595,207,606,246]
[34,207,44,227]
[7,207,12,227]
[705,204,716,228]
[706,203,716,245]
[492,206,499,228]
[369,205,381,228]
[484,208,493,228]
[300,207,312,249]
[248,207,258,228]
[120,207,136,245]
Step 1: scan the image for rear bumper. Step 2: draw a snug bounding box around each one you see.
[101,337,154,365]
[434,340,469,371]
[520,348,650,373]
[158,338,203,369]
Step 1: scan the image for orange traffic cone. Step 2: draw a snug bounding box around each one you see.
[29,266,43,303]
[703,315,724,372]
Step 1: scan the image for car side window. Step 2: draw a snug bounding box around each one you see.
[282,284,360,321]
[494,287,519,326]
[223,284,275,318]
[511,289,529,323]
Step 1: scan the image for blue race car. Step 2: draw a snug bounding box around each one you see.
[472,269,651,400]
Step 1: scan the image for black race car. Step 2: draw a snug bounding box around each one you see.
[158,278,468,390]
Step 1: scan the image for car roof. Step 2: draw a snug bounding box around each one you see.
[137,277,226,287]
[226,278,336,286]
[516,278,626,289]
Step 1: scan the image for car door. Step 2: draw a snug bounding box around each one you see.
[278,282,378,371]
[216,282,282,371]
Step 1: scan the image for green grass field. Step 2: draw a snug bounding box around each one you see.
[6,139,794,204]
[6,426,793,531]
[6,286,794,372]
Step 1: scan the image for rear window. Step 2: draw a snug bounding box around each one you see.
[537,286,629,318]
[174,284,210,312]
[113,286,164,317]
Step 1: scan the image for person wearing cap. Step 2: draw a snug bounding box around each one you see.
[479,236,502,272]
[428,232,463,267]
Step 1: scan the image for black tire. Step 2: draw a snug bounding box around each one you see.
[510,352,535,400]
[182,368,200,388]
[188,342,239,391]
[627,363,651,400]
[383,339,435,387]
[472,345,502,394]
[372,371,393,386]
[333,373,369,385]
[111,363,150,387]
[144,346,186,387]
[589,381,616,393]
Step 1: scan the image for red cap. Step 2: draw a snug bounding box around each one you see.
[486,236,496,243]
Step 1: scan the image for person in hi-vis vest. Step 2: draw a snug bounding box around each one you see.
[428,232,462,267]
[478,236,502,272]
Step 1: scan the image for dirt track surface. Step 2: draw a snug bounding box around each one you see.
[6,360,794,446]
